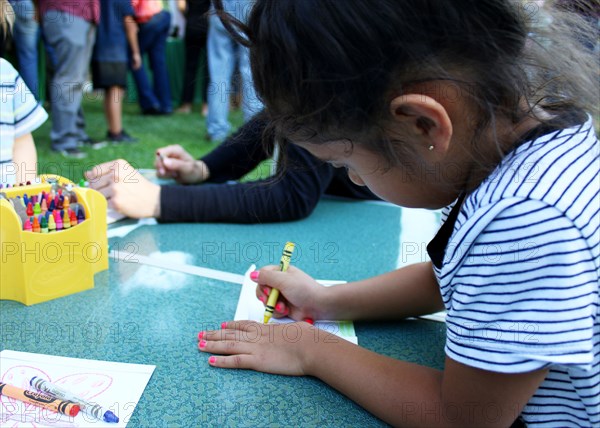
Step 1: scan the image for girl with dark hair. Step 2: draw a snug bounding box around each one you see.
[198,1,599,426]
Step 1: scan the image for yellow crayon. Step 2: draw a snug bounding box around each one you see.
[263,241,295,323]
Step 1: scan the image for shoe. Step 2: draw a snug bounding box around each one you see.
[79,137,108,150]
[142,107,161,115]
[53,147,87,159]
[143,106,173,116]
[107,130,138,144]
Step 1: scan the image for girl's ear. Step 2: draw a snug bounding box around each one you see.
[389,94,453,155]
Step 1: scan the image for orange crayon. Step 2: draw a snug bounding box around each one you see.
[0,382,80,416]
[32,216,41,233]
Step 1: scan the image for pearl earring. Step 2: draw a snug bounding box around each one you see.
[428,145,434,151]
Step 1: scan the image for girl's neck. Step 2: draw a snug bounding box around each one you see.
[462,114,543,192]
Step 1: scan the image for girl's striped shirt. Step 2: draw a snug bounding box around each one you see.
[431,114,599,427]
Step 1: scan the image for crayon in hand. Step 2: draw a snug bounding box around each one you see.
[263,241,295,323]
[0,381,80,417]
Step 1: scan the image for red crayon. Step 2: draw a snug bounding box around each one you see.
[69,210,78,227]
[26,202,34,216]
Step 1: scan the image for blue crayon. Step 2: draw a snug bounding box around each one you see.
[30,377,119,423]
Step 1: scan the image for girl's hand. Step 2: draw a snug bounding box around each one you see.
[154,144,209,184]
[198,321,320,375]
[252,266,330,321]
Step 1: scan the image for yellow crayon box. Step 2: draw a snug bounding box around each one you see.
[0,175,108,305]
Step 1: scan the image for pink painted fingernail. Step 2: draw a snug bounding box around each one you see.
[250,271,259,281]
[198,331,205,340]
[221,321,227,329]
[208,356,217,364]
[275,302,284,312]
[259,295,266,303]
[198,340,207,349]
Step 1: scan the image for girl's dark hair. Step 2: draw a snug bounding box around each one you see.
[214,0,598,171]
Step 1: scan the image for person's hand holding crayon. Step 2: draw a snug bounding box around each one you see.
[154,145,210,184]
[251,265,329,322]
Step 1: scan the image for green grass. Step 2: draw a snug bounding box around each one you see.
[33,95,245,181]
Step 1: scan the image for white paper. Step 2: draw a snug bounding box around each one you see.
[0,350,155,427]
[234,265,358,344]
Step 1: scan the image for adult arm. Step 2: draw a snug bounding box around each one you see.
[159,143,336,223]
[200,114,271,183]
[155,115,270,184]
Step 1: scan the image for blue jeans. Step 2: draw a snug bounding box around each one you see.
[10,0,39,98]
[130,10,172,113]
[206,13,262,142]
[43,11,95,150]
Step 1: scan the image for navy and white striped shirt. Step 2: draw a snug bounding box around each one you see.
[432,115,599,427]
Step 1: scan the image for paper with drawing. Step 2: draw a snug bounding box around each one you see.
[0,350,155,427]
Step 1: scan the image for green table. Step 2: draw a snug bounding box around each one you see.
[1,199,445,426]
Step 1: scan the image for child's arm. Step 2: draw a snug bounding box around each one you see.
[177,0,187,14]
[12,133,38,184]
[254,261,444,321]
[124,15,142,70]
[201,322,548,427]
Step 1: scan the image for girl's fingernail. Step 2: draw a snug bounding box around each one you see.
[208,356,217,364]
[275,302,284,312]
[198,340,207,349]
[263,287,270,296]
[221,321,227,329]
[198,331,205,340]
[259,295,266,303]
[250,271,259,281]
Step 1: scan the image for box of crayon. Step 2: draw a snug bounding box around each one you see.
[0,175,108,305]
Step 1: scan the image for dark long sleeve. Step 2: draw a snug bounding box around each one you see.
[159,143,339,223]
[200,116,271,183]
[159,113,378,223]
